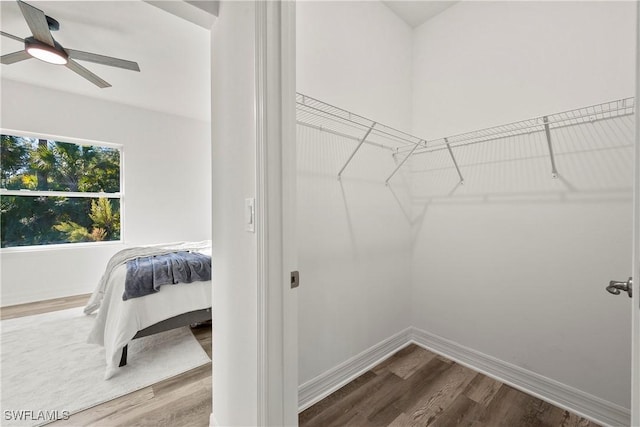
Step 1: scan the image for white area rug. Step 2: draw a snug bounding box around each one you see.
[1,307,210,427]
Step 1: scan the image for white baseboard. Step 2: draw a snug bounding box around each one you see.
[297,327,412,412]
[296,326,630,427]
[410,327,630,427]
[209,413,217,427]
[1,286,88,307]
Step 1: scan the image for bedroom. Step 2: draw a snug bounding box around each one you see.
[1,0,213,425]
[2,1,640,427]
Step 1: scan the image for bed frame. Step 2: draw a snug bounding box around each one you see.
[119,307,212,367]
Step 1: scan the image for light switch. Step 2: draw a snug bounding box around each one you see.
[245,198,255,233]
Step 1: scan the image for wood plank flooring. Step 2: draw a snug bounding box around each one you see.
[4,297,601,427]
[0,293,92,320]
[299,344,601,427]
[1,295,212,427]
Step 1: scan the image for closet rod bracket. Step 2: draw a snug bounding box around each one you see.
[543,116,559,179]
[337,122,376,180]
[385,140,422,185]
[445,138,465,185]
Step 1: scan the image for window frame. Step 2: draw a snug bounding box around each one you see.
[0,129,125,252]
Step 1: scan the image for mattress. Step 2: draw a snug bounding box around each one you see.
[87,248,212,379]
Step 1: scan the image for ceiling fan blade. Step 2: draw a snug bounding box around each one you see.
[17,0,55,46]
[65,59,111,88]
[1,31,24,43]
[1,50,31,65]
[66,49,140,72]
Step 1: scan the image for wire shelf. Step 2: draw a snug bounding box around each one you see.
[296,93,425,151]
[296,93,635,183]
[407,97,635,155]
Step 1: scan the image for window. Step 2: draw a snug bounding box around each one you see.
[1,132,122,248]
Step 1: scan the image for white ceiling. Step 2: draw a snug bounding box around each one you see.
[0,1,211,122]
[382,1,457,28]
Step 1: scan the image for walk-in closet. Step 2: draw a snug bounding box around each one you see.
[294,1,637,426]
[211,1,639,426]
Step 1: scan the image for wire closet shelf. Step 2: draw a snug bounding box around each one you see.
[295,93,635,184]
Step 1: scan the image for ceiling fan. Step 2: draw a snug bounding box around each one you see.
[1,0,140,88]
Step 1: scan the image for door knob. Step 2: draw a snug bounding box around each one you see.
[606,277,632,298]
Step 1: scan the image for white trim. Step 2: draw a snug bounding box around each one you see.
[1,129,125,249]
[254,2,268,425]
[0,190,122,198]
[255,1,299,424]
[630,4,640,426]
[297,326,630,427]
[209,413,217,427]
[254,1,298,424]
[1,286,91,308]
[144,1,216,29]
[297,328,413,412]
[1,128,123,150]
[0,240,123,254]
[409,327,631,427]
[279,1,299,425]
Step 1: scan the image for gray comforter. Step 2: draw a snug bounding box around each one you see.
[123,251,212,300]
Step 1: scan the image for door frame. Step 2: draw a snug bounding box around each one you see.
[255,1,298,425]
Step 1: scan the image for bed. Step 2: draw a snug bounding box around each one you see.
[84,241,212,379]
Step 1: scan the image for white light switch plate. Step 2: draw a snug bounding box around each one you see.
[245,198,255,233]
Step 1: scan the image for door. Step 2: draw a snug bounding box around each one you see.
[610,4,639,425]
[631,3,639,425]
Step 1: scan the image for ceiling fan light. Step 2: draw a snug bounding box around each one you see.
[25,39,67,65]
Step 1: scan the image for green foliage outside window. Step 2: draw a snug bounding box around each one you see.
[1,134,122,248]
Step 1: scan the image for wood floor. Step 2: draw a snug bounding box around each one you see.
[299,344,600,427]
[3,297,600,427]
[1,295,212,427]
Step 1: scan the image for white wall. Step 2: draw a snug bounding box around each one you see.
[0,79,211,306]
[296,1,414,385]
[296,126,414,385]
[210,2,258,425]
[297,0,413,130]
[410,1,636,408]
[411,1,636,139]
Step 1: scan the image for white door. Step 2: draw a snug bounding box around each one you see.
[630,3,639,425]
[606,4,638,425]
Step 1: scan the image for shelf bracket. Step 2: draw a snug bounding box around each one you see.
[445,138,464,184]
[385,140,422,185]
[542,116,559,179]
[338,122,376,179]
